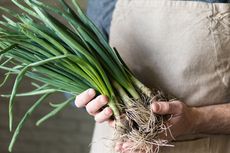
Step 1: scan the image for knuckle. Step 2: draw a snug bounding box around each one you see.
[86,88,96,97]
[97,95,108,106]
[92,97,102,110]
[95,112,108,123]
[162,103,170,112]
[174,101,184,110]
[168,104,174,113]
[96,96,103,105]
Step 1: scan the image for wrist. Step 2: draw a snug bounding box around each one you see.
[191,106,207,134]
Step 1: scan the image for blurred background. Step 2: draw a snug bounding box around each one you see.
[0,1,96,153]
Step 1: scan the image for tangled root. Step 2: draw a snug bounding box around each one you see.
[114,91,174,153]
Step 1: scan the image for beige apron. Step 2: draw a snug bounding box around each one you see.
[90,0,230,153]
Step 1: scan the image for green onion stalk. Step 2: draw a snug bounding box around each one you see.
[0,0,171,152]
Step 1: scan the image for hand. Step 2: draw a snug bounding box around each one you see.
[115,100,199,153]
[75,88,114,124]
[151,100,198,138]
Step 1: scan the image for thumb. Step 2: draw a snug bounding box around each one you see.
[151,101,182,115]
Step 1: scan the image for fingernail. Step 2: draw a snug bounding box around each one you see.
[87,89,95,96]
[152,103,160,112]
[104,107,112,116]
[74,97,79,107]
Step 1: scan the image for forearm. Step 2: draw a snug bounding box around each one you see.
[194,103,230,134]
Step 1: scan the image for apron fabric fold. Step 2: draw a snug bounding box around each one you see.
[90,1,230,153]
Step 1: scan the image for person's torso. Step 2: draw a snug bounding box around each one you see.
[87,0,230,39]
[109,1,230,153]
[110,0,230,107]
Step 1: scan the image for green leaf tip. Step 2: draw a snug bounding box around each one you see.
[8,93,50,152]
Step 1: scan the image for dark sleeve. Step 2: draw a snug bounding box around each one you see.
[86,0,117,41]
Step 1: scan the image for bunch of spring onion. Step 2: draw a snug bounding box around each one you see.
[0,0,171,152]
